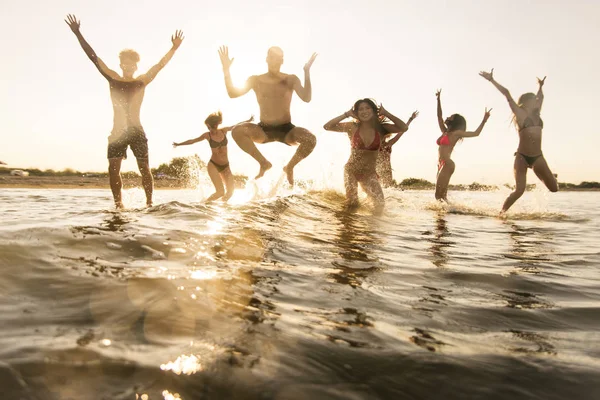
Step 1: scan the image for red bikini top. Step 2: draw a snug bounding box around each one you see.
[351,127,381,151]
[436,134,451,146]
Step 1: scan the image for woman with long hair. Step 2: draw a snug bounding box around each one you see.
[479,69,558,213]
[324,99,408,210]
[377,110,419,187]
[173,112,252,201]
[435,89,491,201]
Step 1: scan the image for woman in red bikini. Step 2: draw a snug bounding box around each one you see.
[377,110,419,187]
[480,69,558,213]
[173,112,253,201]
[324,98,409,210]
[435,89,492,202]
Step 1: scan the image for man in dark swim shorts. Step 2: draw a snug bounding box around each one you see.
[66,14,183,208]
[218,45,317,185]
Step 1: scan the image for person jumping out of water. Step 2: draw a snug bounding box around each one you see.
[479,69,558,214]
[435,89,491,202]
[218,46,317,185]
[173,113,253,202]
[324,99,409,211]
[377,110,419,187]
[65,14,184,209]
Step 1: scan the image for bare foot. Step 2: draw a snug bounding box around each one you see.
[283,164,294,185]
[255,161,272,180]
[498,210,507,219]
[146,202,153,208]
[115,202,124,210]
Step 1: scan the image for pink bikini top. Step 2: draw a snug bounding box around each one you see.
[351,127,381,151]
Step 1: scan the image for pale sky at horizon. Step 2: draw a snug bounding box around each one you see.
[1,0,599,185]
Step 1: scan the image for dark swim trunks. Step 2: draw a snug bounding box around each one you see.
[107,127,149,160]
[258,122,295,145]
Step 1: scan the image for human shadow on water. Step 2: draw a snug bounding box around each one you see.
[505,221,555,275]
[424,214,455,269]
[329,210,381,289]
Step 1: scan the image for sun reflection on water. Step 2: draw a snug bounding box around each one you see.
[160,354,202,375]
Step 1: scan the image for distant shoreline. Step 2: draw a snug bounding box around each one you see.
[1,175,599,191]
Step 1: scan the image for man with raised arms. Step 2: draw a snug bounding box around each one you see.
[218,46,317,185]
[65,14,184,208]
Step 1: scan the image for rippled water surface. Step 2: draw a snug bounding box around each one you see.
[1,187,600,400]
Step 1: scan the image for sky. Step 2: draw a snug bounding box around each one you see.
[1,0,599,185]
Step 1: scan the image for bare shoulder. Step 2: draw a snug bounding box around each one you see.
[285,73,300,85]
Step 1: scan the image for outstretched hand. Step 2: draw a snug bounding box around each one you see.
[304,53,318,72]
[537,76,546,87]
[479,68,494,81]
[246,115,255,123]
[435,89,442,99]
[65,14,81,33]
[171,30,184,49]
[484,107,492,121]
[410,110,419,121]
[172,142,179,148]
[218,46,234,70]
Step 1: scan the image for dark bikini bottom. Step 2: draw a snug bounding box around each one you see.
[515,152,543,168]
[209,159,230,173]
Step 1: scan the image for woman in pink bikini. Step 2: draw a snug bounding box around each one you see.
[479,69,558,213]
[173,112,252,201]
[435,89,491,201]
[324,98,409,210]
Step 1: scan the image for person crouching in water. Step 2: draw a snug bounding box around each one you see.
[173,112,253,201]
[324,99,409,211]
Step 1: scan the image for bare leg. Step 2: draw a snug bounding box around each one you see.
[283,127,317,185]
[435,159,455,201]
[136,158,154,207]
[359,174,385,212]
[532,156,558,192]
[108,158,124,209]
[501,155,529,213]
[222,168,236,201]
[344,166,359,209]
[206,162,225,202]
[231,123,272,179]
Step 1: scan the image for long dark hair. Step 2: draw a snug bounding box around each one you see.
[205,111,223,129]
[446,113,466,132]
[352,98,389,133]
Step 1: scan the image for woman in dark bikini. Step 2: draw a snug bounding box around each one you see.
[479,69,558,213]
[435,89,491,201]
[324,99,409,210]
[173,112,253,201]
[376,110,419,187]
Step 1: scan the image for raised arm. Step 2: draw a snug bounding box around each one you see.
[479,69,523,117]
[379,104,408,134]
[435,89,447,133]
[219,46,254,98]
[221,115,254,132]
[456,108,492,138]
[536,76,546,110]
[293,53,317,102]
[65,14,120,81]
[323,108,356,132]
[173,133,208,147]
[386,111,419,147]
[139,31,184,85]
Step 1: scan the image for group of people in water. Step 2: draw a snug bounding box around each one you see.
[65,14,558,215]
